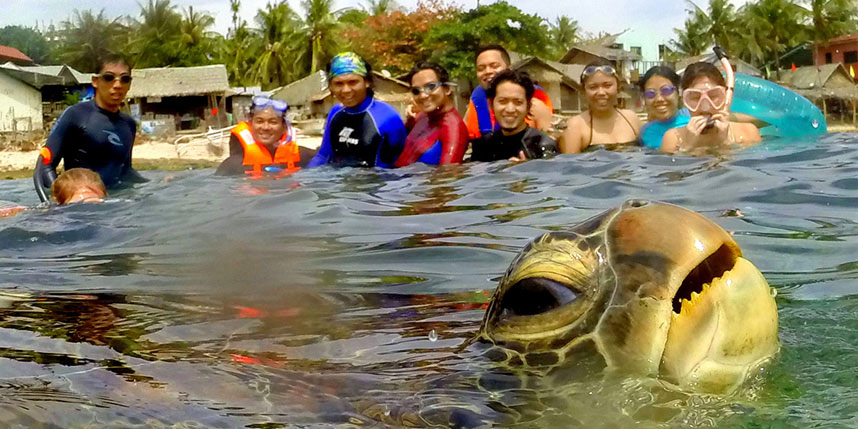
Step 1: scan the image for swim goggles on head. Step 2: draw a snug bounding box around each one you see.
[581,65,617,81]
[252,96,288,114]
[99,73,132,84]
[643,85,677,100]
[682,86,727,112]
[410,82,445,96]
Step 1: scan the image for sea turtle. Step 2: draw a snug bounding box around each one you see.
[477,199,780,394]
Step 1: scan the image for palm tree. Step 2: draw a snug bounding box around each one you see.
[57,9,126,72]
[301,0,341,73]
[550,16,579,58]
[364,0,399,15]
[739,0,808,71]
[252,1,303,88]
[177,6,219,65]
[671,8,710,57]
[131,0,183,67]
[802,0,858,44]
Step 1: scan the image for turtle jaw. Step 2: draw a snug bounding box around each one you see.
[661,256,780,393]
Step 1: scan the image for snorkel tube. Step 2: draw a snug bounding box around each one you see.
[702,46,734,133]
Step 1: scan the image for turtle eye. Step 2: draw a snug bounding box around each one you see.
[498,277,579,317]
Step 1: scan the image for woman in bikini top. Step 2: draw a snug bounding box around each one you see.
[561,60,642,153]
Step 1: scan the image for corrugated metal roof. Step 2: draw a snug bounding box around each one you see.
[127,64,229,98]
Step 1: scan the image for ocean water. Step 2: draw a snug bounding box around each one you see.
[0,135,857,427]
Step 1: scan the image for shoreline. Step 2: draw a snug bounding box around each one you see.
[0,133,323,179]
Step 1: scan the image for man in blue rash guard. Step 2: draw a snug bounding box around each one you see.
[34,55,147,202]
[306,52,406,168]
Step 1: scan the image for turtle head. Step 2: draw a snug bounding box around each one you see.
[479,200,779,393]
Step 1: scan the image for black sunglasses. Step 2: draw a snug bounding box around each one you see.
[99,73,133,84]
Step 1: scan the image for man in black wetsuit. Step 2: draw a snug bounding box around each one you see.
[470,70,558,162]
[34,55,147,202]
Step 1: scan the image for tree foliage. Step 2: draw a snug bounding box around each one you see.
[0,26,53,64]
[426,1,553,79]
[56,9,126,72]
[341,0,457,76]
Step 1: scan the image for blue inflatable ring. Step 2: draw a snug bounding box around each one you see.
[730,73,827,137]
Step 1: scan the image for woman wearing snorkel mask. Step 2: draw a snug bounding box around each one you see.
[661,62,760,154]
[216,96,315,177]
[561,59,642,153]
[394,62,468,167]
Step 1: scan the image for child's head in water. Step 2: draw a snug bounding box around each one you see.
[51,168,107,204]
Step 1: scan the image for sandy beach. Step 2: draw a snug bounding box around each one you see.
[0,130,323,173]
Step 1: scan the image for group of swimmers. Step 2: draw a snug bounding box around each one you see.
[22,45,766,206]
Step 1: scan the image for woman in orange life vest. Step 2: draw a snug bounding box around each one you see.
[215,96,316,177]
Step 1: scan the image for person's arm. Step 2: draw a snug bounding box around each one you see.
[33,109,75,202]
[215,134,244,175]
[661,128,680,153]
[560,115,585,154]
[119,121,149,183]
[438,114,468,164]
[306,110,337,168]
[529,98,554,133]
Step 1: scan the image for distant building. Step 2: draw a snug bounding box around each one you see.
[776,63,858,119]
[508,53,584,113]
[126,65,230,134]
[814,34,858,80]
[0,68,42,132]
[676,53,762,77]
[0,45,35,66]
[559,34,643,84]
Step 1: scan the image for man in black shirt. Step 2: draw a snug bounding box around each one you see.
[469,69,558,162]
[34,55,147,202]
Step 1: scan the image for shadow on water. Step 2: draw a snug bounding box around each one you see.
[0,135,857,426]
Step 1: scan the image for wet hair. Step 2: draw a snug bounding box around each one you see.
[97,54,130,74]
[406,62,450,86]
[487,69,535,102]
[581,58,620,85]
[475,44,511,66]
[681,62,726,89]
[51,168,107,205]
[639,65,680,91]
[325,56,375,97]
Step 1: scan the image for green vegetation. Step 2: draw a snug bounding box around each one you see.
[2,0,855,87]
[673,0,858,71]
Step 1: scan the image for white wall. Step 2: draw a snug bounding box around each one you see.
[0,72,42,132]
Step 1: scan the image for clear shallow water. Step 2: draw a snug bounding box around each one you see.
[0,134,857,427]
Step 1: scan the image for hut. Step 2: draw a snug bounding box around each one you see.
[776,63,858,122]
[676,53,762,77]
[0,68,44,132]
[559,34,643,83]
[126,65,230,135]
[508,54,584,113]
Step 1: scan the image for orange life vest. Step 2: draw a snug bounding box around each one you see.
[232,121,300,178]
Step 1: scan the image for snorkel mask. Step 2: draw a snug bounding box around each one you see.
[682,47,735,133]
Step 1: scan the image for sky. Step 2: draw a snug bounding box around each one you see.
[5,0,753,61]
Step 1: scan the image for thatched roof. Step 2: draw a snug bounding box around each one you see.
[127,64,229,98]
[0,62,90,87]
[560,34,642,64]
[776,63,858,98]
[510,55,584,89]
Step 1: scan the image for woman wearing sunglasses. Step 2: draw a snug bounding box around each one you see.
[561,59,641,153]
[216,96,315,177]
[638,66,690,149]
[661,62,760,154]
[394,62,468,167]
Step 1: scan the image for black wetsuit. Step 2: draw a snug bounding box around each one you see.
[469,127,559,162]
[34,101,147,201]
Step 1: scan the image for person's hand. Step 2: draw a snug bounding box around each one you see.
[405,101,420,120]
[687,112,728,136]
[509,150,527,162]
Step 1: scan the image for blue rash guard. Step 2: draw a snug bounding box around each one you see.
[640,108,691,149]
[34,101,147,200]
[306,96,406,168]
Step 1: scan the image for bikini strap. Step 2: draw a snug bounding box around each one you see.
[615,107,639,138]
